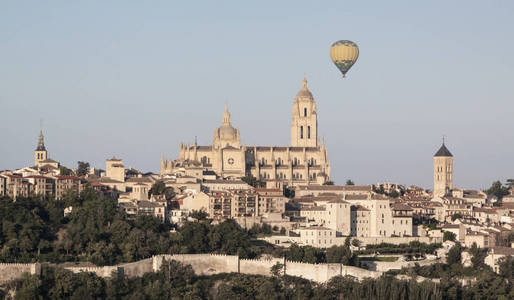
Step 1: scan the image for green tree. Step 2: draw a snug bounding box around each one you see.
[451,213,463,221]
[76,161,90,176]
[323,181,335,185]
[498,255,514,280]
[270,262,284,277]
[241,176,264,188]
[469,242,486,269]
[447,244,462,265]
[443,231,456,242]
[59,166,73,176]
[388,190,400,198]
[345,179,355,186]
[190,210,208,221]
[486,180,510,201]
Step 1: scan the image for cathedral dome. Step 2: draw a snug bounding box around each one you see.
[295,76,313,99]
[213,104,241,148]
[219,124,238,140]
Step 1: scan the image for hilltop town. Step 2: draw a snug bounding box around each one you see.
[1,78,513,298]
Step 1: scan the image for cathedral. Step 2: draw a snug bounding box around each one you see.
[160,77,331,186]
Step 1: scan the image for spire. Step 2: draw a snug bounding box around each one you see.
[222,104,231,125]
[302,75,307,89]
[434,139,453,157]
[36,129,46,151]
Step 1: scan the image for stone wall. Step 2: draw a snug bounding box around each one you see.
[0,263,41,284]
[357,236,442,246]
[118,258,153,277]
[151,255,382,283]
[154,254,239,276]
[65,266,122,278]
[361,257,442,272]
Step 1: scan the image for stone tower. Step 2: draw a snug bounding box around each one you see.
[34,130,48,166]
[433,141,453,197]
[291,76,318,147]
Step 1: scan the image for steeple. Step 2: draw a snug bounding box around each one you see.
[36,130,46,151]
[222,104,231,125]
[291,76,318,147]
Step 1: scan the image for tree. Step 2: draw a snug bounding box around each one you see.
[323,181,335,186]
[446,244,462,265]
[498,255,514,280]
[451,213,463,221]
[241,176,263,188]
[388,190,400,198]
[345,179,355,186]
[443,231,456,242]
[59,166,73,176]
[271,262,284,277]
[469,242,486,269]
[190,210,208,221]
[149,180,175,199]
[77,161,90,176]
[486,181,509,201]
[351,239,361,249]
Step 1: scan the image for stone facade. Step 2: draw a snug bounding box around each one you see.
[161,77,330,186]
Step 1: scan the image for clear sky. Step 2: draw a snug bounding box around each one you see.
[1,1,513,190]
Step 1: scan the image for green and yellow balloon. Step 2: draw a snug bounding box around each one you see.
[330,40,359,78]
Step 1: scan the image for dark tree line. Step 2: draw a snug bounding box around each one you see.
[0,190,265,265]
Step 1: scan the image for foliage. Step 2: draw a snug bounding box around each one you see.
[451,213,463,221]
[446,244,463,266]
[323,181,335,185]
[486,180,510,201]
[241,175,264,188]
[190,209,208,221]
[443,231,456,242]
[469,242,487,269]
[270,262,284,277]
[149,180,175,199]
[59,166,73,176]
[360,241,441,255]
[345,179,354,186]
[76,161,90,177]
[1,191,266,265]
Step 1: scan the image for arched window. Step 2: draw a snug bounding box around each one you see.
[300,126,303,139]
[304,107,307,117]
[307,126,311,139]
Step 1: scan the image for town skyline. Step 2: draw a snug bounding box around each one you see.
[2,1,513,189]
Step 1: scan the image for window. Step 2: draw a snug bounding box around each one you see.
[300,126,303,139]
[304,107,307,116]
[307,126,311,138]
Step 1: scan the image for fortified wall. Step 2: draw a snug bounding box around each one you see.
[152,254,381,283]
[0,254,435,285]
[0,263,41,285]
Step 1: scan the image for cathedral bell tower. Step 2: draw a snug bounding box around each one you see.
[34,130,47,167]
[291,76,318,147]
[433,140,453,197]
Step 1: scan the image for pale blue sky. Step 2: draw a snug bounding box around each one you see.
[1,1,513,189]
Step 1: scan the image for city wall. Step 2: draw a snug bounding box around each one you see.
[152,254,382,283]
[357,236,442,246]
[361,257,442,272]
[0,263,41,285]
[0,254,434,285]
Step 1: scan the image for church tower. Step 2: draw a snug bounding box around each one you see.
[291,76,318,147]
[433,141,453,197]
[34,130,47,166]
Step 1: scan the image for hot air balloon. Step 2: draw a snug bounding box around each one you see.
[329,40,359,78]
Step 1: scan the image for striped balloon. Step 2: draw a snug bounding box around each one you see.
[329,40,359,78]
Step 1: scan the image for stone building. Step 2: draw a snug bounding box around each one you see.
[433,142,453,197]
[160,77,331,186]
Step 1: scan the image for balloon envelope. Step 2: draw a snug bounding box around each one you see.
[330,40,359,77]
